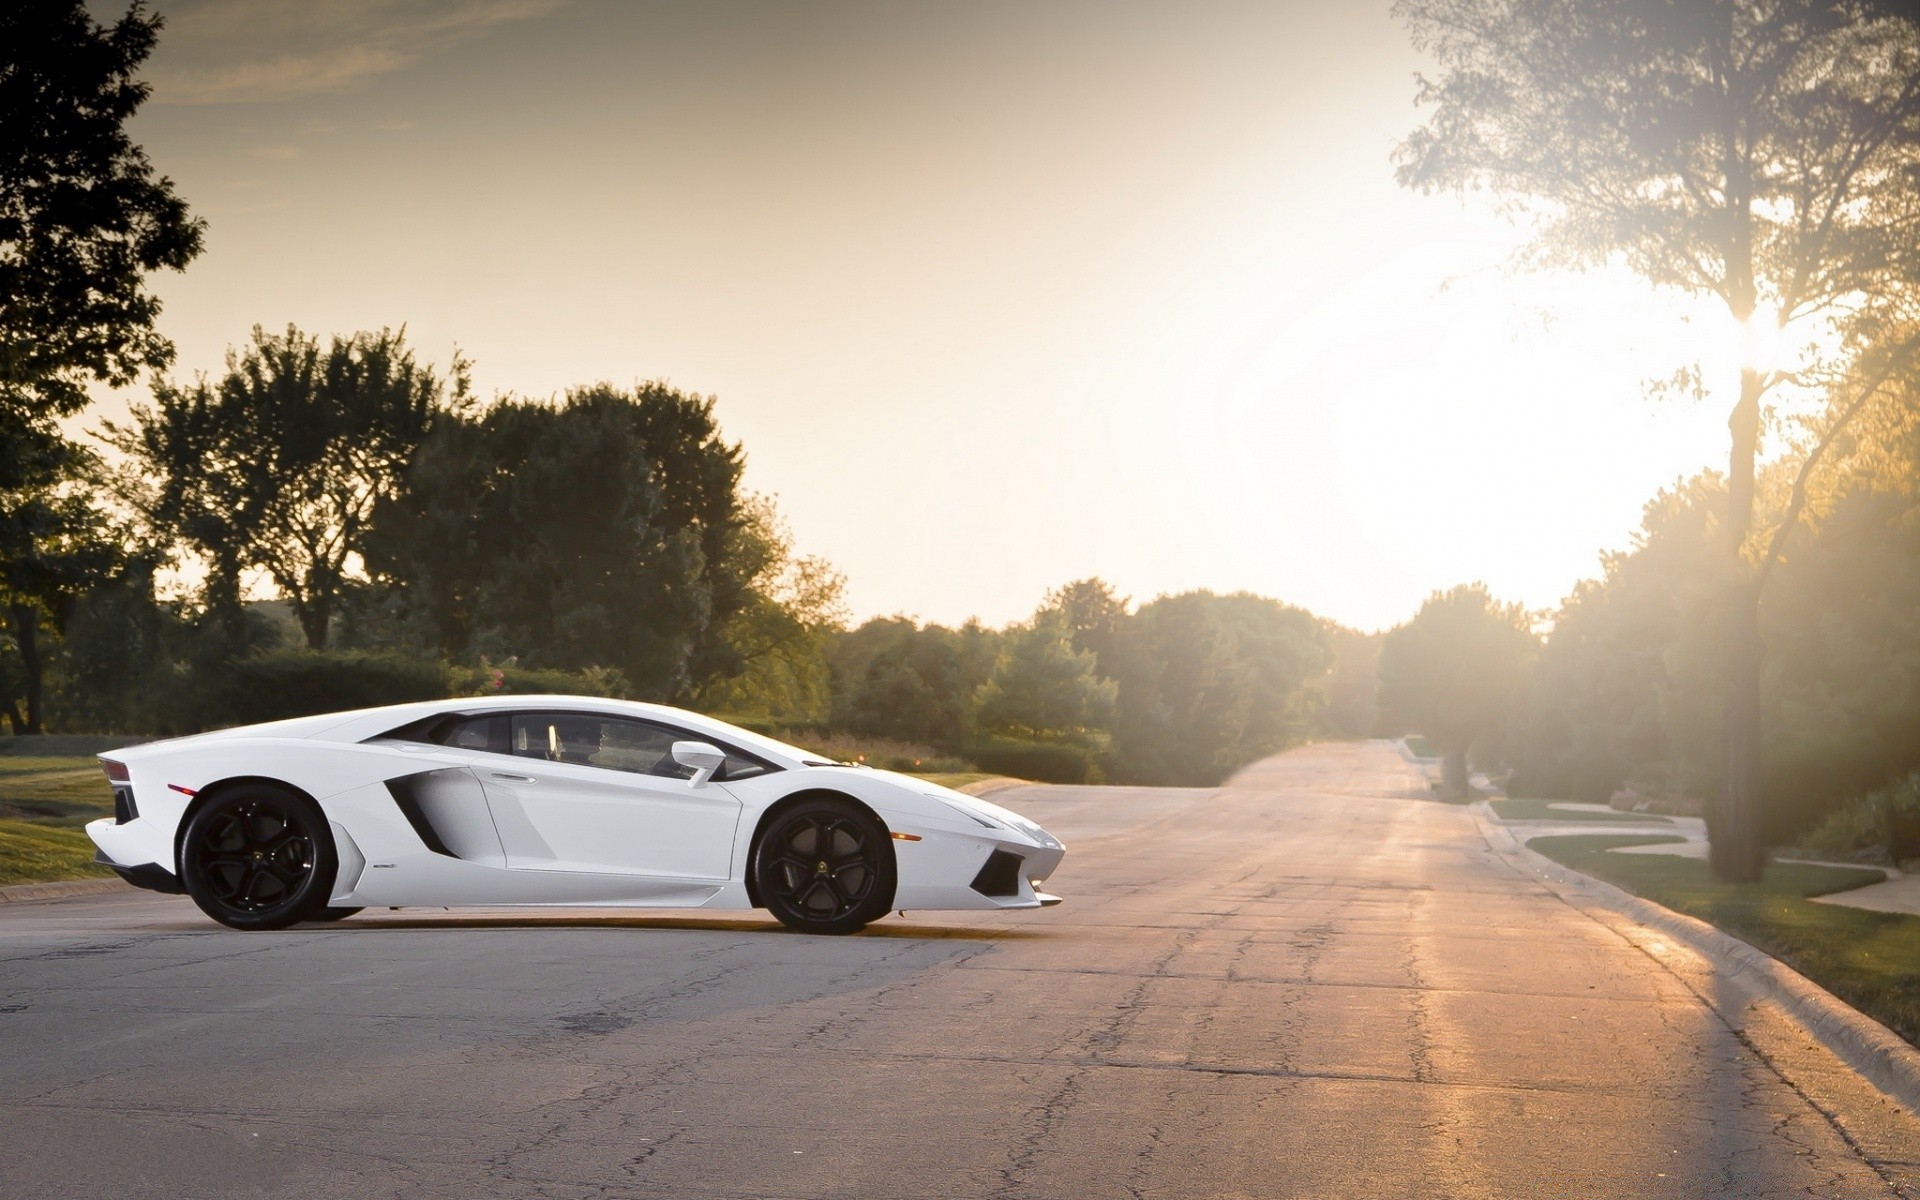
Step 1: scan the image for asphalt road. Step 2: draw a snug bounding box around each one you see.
[3,740,1918,1199]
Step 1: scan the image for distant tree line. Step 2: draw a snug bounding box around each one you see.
[7,311,1363,786]
[817,581,1354,784]
[1376,406,1920,843]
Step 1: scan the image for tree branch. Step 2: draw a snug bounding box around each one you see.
[1755,335,1920,593]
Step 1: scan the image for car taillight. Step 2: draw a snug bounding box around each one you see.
[102,760,130,783]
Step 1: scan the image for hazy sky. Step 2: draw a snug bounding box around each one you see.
[108,0,1739,631]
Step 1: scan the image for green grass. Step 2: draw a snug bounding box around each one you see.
[0,755,115,826]
[1492,797,1672,824]
[1529,833,1920,1047]
[0,755,117,887]
[0,820,114,887]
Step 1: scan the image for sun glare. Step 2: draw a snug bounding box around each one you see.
[1738,305,1789,376]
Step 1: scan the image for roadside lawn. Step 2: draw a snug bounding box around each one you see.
[0,755,117,887]
[1491,797,1672,824]
[1529,833,1920,1048]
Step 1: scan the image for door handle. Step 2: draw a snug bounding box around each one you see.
[489,772,537,784]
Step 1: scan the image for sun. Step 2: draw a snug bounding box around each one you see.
[1738,304,1789,376]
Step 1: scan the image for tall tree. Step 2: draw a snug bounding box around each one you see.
[692,497,848,722]
[107,325,469,649]
[1105,591,1332,786]
[368,383,767,701]
[1378,584,1538,799]
[1,1,200,731]
[0,1,202,439]
[973,612,1117,742]
[0,444,125,733]
[1041,577,1130,674]
[1396,0,1920,878]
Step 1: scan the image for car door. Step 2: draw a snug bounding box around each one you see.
[472,710,744,880]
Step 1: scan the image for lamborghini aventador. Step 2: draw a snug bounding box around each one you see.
[86,696,1064,934]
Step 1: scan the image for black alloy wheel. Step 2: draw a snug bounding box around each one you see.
[180,785,337,931]
[754,799,896,934]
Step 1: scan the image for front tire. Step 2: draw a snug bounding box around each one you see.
[754,799,896,934]
[180,785,337,931]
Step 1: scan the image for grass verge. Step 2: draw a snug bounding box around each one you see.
[0,821,114,887]
[0,755,115,824]
[0,755,117,886]
[1529,833,1920,1047]
[1492,797,1672,824]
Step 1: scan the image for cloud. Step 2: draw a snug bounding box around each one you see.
[147,0,568,105]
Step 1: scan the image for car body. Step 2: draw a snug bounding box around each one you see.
[86,695,1064,934]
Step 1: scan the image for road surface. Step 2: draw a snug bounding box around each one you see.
[3,740,1917,1198]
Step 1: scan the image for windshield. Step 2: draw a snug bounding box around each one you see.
[688,714,844,768]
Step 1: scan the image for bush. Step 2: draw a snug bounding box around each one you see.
[966,734,1102,785]
[190,651,451,728]
[450,662,628,698]
[757,728,971,774]
[1797,772,1920,866]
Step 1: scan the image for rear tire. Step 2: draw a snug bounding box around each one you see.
[753,799,895,934]
[180,784,337,931]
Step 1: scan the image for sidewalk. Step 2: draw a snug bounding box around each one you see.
[1484,799,1920,917]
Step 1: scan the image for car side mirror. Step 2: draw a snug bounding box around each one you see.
[672,740,727,787]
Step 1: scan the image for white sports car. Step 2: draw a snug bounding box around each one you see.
[86,696,1065,935]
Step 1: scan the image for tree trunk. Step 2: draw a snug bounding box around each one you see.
[1710,583,1766,881]
[8,603,44,736]
[297,594,329,651]
[1442,746,1470,801]
[1713,367,1767,883]
[206,552,250,649]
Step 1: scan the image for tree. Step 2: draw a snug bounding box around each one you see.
[108,325,469,649]
[1,0,200,731]
[369,383,772,701]
[1323,625,1383,741]
[694,497,848,723]
[1105,591,1333,786]
[1377,584,1537,799]
[0,1,202,437]
[1042,578,1130,672]
[1396,0,1920,878]
[973,612,1117,741]
[829,618,981,749]
[0,444,125,733]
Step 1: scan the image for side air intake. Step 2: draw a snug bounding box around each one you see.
[970,849,1024,898]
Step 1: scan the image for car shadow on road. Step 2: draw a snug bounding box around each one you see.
[298,912,1055,940]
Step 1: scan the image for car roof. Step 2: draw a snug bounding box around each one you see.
[118,696,817,770]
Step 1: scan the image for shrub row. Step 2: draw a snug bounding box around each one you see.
[965,735,1104,785]
[172,652,625,732]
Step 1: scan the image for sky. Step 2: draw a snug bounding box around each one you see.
[102,0,1743,631]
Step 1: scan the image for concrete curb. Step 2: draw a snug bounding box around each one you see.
[1469,801,1920,1117]
[0,877,131,904]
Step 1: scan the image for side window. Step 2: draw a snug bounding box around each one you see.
[442,715,508,754]
[371,713,506,754]
[510,713,693,779]
[722,750,769,781]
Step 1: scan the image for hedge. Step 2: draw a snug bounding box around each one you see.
[965,735,1103,785]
